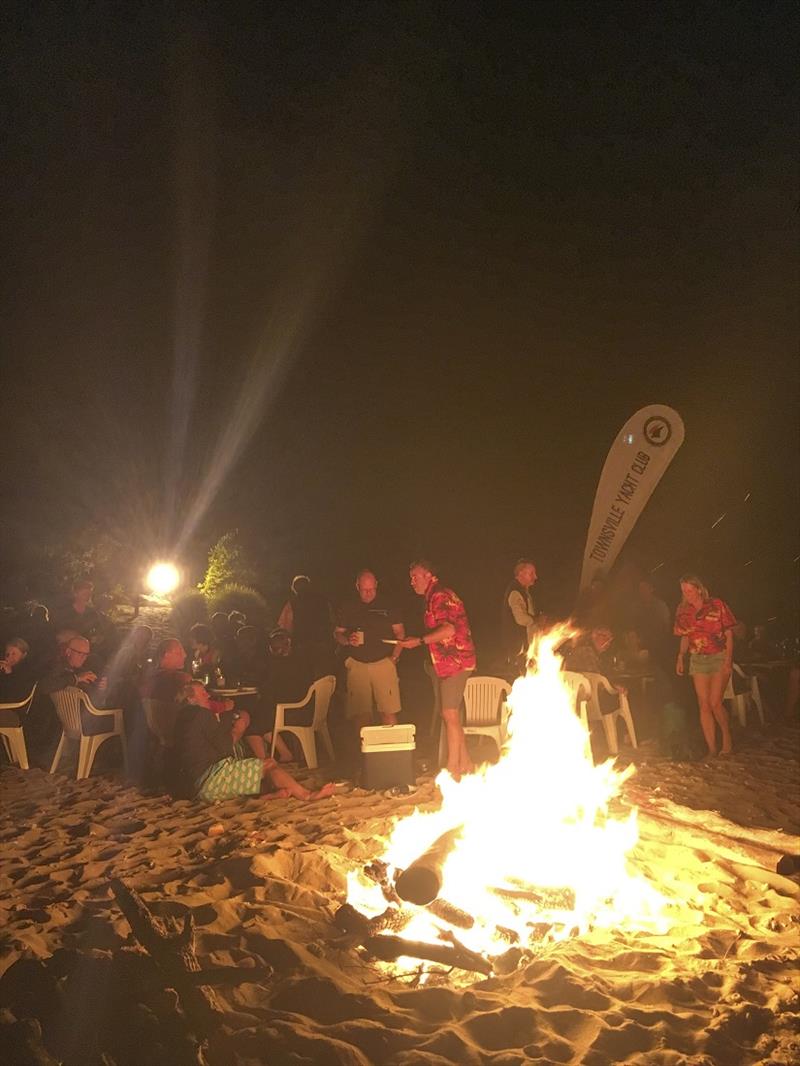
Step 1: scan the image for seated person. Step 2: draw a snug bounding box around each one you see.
[0,639,35,728]
[616,629,650,673]
[731,621,749,662]
[173,680,334,802]
[141,637,191,701]
[39,636,98,696]
[564,627,626,712]
[262,627,313,720]
[189,623,220,683]
[210,613,238,677]
[233,628,295,763]
[233,625,266,686]
[0,638,34,700]
[748,624,778,662]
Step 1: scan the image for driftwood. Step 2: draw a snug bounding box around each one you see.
[109,879,271,1040]
[0,1015,60,1066]
[394,826,463,905]
[362,933,493,975]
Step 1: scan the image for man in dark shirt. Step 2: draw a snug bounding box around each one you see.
[39,636,98,695]
[334,570,405,734]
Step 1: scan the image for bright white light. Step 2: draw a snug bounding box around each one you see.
[147,562,180,596]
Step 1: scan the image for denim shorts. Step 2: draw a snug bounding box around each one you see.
[689,652,727,676]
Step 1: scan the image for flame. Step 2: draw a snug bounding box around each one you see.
[346,626,670,973]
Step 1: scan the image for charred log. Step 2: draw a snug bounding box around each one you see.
[362,934,492,976]
[394,826,463,906]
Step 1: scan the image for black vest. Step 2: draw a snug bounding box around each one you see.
[501,579,533,657]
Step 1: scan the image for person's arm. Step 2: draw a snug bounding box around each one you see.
[398,622,455,650]
[723,628,733,672]
[390,621,406,663]
[676,635,689,675]
[277,601,293,633]
[508,590,535,628]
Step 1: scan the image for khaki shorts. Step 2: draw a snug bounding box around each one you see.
[344,656,401,720]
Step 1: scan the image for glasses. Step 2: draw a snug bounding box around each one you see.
[67,647,89,657]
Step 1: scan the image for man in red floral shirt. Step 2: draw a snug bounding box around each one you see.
[398,560,476,778]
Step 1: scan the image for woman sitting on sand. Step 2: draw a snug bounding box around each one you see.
[174,680,334,803]
[674,574,736,757]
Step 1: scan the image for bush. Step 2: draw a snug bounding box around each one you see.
[169,589,209,640]
[207,584,268,627]
[199,530,256,598]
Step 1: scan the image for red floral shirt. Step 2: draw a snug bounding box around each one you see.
[673,597,737,656]
[424,582,477,678]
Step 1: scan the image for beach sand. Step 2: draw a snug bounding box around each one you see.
[1,724,798,1066]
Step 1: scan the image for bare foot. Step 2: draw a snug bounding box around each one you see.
[719,747,733,756]
[308,782,336,799]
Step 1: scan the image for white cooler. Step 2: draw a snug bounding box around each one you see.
[360,724,416,790]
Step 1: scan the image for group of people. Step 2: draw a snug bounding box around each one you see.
[1,562,797,800]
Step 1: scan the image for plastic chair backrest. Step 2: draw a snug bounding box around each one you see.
[0,684,38,714]
[562,671,591,711]
[310,675,336,729]
[463,677,509,727]
[50,687,84,738]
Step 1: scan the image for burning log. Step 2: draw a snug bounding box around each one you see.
[333,903,412,939]
[489,883,576,911]
[394,826,463,906]
[427,898,474,929]
[362,934,493,976]
[363,860,401,904]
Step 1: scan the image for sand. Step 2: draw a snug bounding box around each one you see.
[1,724,799,1066]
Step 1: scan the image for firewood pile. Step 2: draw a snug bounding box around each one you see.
[332,827,580,981]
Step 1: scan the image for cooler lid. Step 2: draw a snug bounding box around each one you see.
[360,723,416,748]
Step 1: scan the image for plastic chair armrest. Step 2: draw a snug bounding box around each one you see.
[81,695,123,717]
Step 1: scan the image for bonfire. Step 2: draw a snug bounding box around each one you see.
[342,627,677,979]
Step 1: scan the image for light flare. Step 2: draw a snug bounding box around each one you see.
[146,562,181,597]
[346,626,672,972]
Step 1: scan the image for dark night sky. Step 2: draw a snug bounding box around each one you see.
[2,1,798,635]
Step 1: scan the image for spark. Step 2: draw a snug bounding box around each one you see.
[710,513,727,529]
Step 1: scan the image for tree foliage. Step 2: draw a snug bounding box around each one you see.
[198,530,256,598]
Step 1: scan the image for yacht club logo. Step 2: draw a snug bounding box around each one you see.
[643,415,672,447]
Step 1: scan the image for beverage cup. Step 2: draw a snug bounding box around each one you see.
[353,629,365,646]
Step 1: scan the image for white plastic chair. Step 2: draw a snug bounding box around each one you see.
[270,675,336,769]
[562,671,591,731]
[438,676,511,764]
[724,664,764,728]
[50,687,128,780]
[582,672,638,755]
[0,684,37,769]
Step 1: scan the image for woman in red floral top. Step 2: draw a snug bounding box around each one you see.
[673,574,737,756]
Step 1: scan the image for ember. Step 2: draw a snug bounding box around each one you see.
[345,625,671,978]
